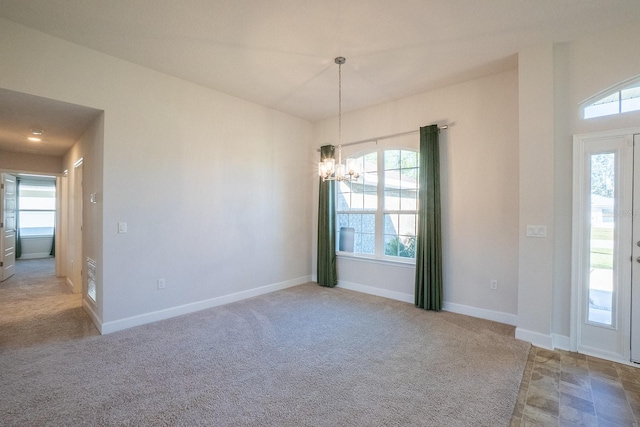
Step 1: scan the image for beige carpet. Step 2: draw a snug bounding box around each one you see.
[0,258,98,349]
[1,268,529,426]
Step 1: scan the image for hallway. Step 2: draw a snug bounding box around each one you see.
[0,258,98,349]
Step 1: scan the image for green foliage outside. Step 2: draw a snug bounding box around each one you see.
[385,235,416,258]
[591,154,614,198]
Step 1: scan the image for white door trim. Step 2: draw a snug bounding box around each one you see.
[571,126,640,363]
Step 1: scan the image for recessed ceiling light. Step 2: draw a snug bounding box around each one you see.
[31,129,43,135]
[27,137,41,142]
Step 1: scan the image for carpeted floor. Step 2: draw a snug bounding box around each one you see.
[1,265,530,426]
[0,258,98,349]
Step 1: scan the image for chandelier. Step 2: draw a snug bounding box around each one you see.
[318,57,360,182]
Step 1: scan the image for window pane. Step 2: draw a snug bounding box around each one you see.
[398,214,416,236]
[350,191,364,209]
[384,169,401,190]
[363,192,377,210]
[621,86,640,113]
[400,190,417,211]
[362,214,375,233]
[337,191,349,211]
[364,152,377,173]
[349,214,362,232]
[588,153,614,326]
[401,168,418,190]
[19,211,55,236]
[385,190,400,210]
[385,150,400,169]
[337,213,349,230]
[363,171,377,188]
[401,150,418,168]
[622,97,640,114]
[397,235,417,258]
[360,233,375,254]
[21,197,56,210]
[384,235,399,256]
[584,92,619,119]
[384,214,397,235]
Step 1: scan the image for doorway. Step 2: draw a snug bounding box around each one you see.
[1,173,58,282]
[572,128,640,364]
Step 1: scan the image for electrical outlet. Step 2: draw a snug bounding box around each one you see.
[490,279,498,290]
[157,278,166,290]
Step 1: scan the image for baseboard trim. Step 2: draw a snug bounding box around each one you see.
[19,254,53,260]
[100,276,311,335]
[66,277,74,291]
[337,280,518,326]
[82,298,103,334]
[443,302,518,326]
[552,334,571,351]
[515,328,553,349]
[337,281,414,304]
[577,345,638,367]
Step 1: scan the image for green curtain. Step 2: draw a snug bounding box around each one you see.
[15,177,21,259]
[415,124,443,310]
[317,145,337,287]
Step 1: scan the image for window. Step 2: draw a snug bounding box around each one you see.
[583,79,640,119]
[336,148,419,260]
[19,178,56,237]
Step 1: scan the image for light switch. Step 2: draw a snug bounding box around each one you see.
[526,225,547,238]
[118,222,127,234]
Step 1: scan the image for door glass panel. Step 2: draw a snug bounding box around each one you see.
[588,153,615,326]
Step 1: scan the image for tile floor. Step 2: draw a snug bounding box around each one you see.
[511,346,640,426]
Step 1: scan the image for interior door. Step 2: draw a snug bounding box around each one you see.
[1,173,17,282]
[573,132,633,363]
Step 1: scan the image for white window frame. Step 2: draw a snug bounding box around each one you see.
[336,147,418,264]
[582,75,640,120]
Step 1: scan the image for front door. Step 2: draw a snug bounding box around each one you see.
[572,130,640,364]
[1,173,17,282]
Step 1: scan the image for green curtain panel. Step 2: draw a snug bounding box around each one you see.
[415,124,443,310]
[317,145,337,287]
[15,177,22,259]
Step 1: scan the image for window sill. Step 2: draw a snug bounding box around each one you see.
[336,252,416,269]
[20,234,54,239]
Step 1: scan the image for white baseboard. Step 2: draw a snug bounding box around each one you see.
[443,302,518,326]
[337,280,518,326]
[552,334,571,351]
[577,344,639,367]
[100,276,311,335]
[337,280,414,304]
[82,298,103,334]
[19,253,53,260]
[515,328,553,349]
[66,277,74,291]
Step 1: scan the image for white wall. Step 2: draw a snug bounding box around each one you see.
[0,150,62,175]
[515,22,640,349]
[62,112,103,314]
[516,44,555,347]
[312,68,520,323]
[551,22,640,342]
[0,18,313,332]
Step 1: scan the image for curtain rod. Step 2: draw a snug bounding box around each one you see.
[317,125,448,151]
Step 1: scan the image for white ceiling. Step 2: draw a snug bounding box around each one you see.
[0,88,102,157]
[1,0,640,156]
